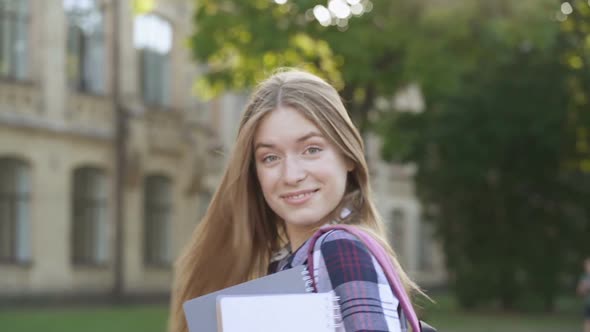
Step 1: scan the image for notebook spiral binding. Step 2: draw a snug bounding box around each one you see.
[301,267,344,329]
[301,267,314,293]
[330,297,343,329]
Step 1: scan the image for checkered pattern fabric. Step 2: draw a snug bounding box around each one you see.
[269,230,406,332]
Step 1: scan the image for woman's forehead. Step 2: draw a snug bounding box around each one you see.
[254,108,323,142]
[249,107,353,161]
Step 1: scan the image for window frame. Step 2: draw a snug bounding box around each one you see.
[0,0,30,81]
[0,157,31,265]
[71,166,108,267]
[64,0,106,95]
[134,13,173,108]
[143,174,173,267]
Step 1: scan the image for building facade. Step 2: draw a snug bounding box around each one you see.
[0,0,217,299]
[0,0,445,301]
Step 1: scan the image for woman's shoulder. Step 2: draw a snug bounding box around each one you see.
[320,228,362,240]
[313,228,372,259]
[312,228,382,287]
[315,228,367,247]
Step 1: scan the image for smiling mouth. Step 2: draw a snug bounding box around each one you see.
[281,189,319,201]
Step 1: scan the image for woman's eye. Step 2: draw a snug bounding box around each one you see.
[305,147,322,154]
[262,155,278,163]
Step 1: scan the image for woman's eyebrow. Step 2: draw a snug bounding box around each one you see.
[296,131,323,143]
[254,131,324,152]
[254,142,275,151]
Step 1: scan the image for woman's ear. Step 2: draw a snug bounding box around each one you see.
[346,159,355,172]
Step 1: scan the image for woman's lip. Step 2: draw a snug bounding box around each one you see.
[280,189,318,198]
[281,189,319,205]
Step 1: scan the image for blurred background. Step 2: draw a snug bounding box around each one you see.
[0,0,588,331]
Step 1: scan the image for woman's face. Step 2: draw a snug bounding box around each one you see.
[254,107,353,238]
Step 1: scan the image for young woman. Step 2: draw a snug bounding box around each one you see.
[169,69,422,332]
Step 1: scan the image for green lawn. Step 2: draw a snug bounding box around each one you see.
[0,305,169,332]
[424,294,582,332]
[429,313,579,332]
[0,295,583,332]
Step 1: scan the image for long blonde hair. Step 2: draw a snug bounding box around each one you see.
[169,69,421,332]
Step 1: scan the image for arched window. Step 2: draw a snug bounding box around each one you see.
[388,208,406,264]
[71,167,108,265]
[0,157,30,263]
[0,0,29,80]
[64,0,105,94]
[134,14,172,107]
[144,175,172,266]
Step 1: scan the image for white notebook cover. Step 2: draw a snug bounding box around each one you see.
[183,266,308,332]
[217,292,340,332]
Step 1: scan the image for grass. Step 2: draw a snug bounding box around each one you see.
[0,295,584,332]
[423,293,582,332]
[0,304,169,332]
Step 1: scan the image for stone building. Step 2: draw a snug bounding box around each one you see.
[0,0,214,300]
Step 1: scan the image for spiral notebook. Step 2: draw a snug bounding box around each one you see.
[217,292,341,332]
[183,265,309,332]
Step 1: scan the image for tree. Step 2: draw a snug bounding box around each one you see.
[190,0,560,130]
[189,0,589,311]
[382,0,590,311]
[190,0,433,132]
[556,0,590,284]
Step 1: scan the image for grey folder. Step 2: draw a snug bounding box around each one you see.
[183,265,308,332]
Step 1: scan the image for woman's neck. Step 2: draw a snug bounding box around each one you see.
[286,224,323,252]
[284,209,351,251]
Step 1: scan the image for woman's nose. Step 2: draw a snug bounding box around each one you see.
[282,156,307,185]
